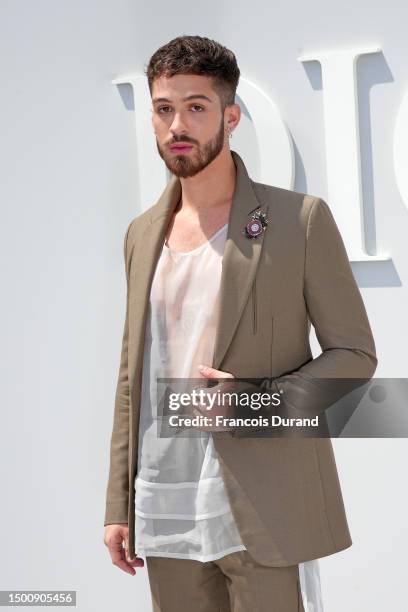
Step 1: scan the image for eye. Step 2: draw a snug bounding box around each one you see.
[191,105,204,112]
[157,106,172,113]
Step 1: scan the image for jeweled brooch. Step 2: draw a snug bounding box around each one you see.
[242,210,268,239]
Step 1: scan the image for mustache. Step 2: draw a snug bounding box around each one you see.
[168,136,198,145]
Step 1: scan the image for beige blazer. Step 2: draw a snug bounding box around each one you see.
[104,150,377,566]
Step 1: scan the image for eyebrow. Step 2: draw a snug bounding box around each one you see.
[152,94,213,104]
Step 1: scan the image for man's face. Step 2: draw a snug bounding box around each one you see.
[151,74,231,178]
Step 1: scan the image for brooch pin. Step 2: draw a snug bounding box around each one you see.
[242,209,268,239]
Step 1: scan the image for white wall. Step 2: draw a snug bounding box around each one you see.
[1,1,407,610]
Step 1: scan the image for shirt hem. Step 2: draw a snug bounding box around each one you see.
[135,506,232,520]
[137,544,247,563]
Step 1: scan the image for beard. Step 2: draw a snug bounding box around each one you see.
[156,116,226,178]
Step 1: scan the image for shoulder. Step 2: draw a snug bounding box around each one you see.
[252,180,321,216]
[250,180,333,235]
[123,206,153,257]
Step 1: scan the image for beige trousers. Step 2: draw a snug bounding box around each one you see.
[146,550,305,612]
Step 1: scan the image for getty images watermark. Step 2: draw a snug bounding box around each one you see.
[164,383,311,430]
[157,377,321,437]
[155,377,408,438]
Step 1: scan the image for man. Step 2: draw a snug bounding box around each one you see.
[103,35,377,612]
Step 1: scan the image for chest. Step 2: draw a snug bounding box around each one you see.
[164,207,231,253]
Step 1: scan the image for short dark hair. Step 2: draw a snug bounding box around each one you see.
[145,35,240,111]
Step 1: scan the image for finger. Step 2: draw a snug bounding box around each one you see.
[127,556,145,567]
[110,547,137,575]
[124,538,145,567]
[109,538,144,575]
[198,365,234,378]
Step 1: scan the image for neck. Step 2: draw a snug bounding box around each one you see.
[177,149,237,214]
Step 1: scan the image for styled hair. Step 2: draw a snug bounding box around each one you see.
[145,35,240,111]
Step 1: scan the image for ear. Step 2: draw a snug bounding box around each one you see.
[226,102,241,133]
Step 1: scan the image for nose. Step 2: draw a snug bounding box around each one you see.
[169,112,188,137]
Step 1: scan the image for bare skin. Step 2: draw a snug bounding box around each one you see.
[164,196,232,252]
[104,523,144,574]
[104,73,239,573]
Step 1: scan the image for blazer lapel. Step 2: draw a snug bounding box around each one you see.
[211,151,268,369]
[127,174,181,386]
[128,150,268,386]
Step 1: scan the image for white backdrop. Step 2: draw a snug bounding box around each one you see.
[1,1,407,611]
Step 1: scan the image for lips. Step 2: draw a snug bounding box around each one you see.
[170,144,193,152]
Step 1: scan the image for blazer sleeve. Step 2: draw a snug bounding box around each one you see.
[104,222,133,526]
[233,197,378,425]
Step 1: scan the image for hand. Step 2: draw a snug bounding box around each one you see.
[194,365,236,432]
[104,524,144,575]
[197,365,234,380]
